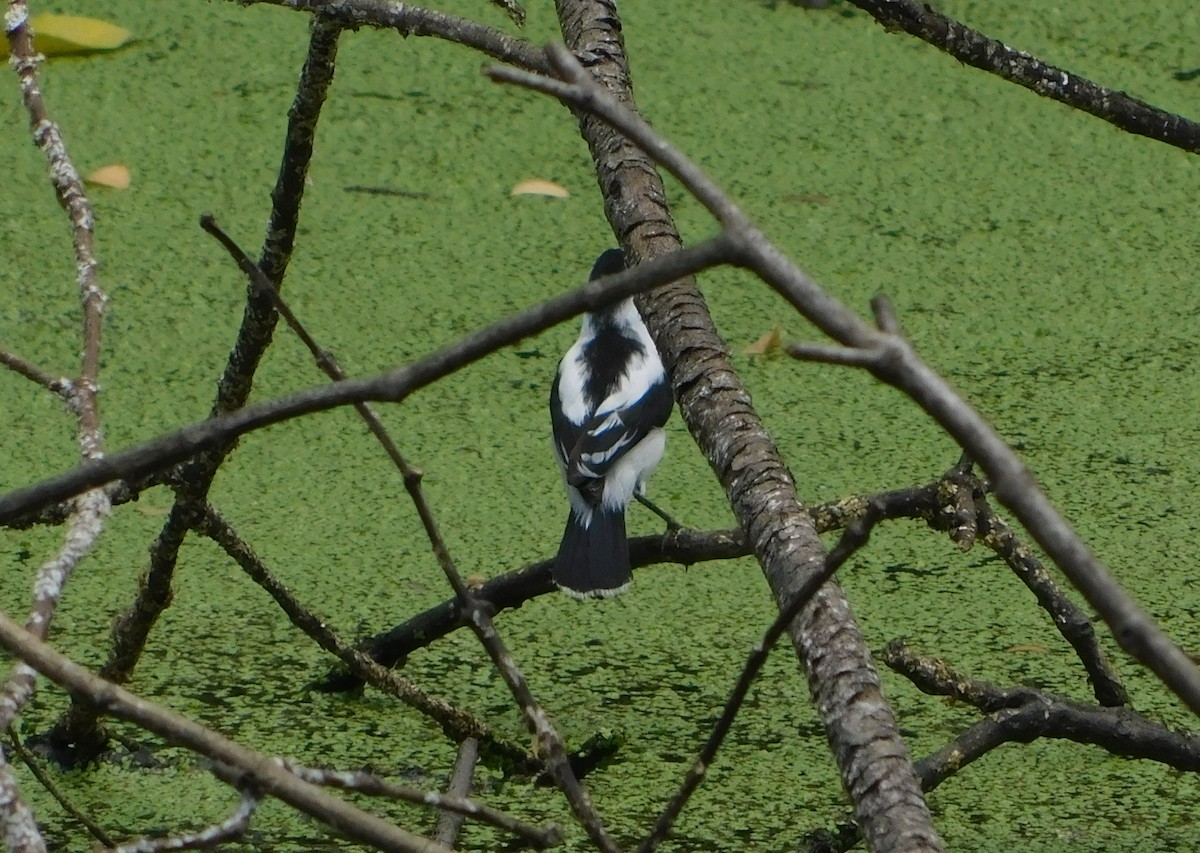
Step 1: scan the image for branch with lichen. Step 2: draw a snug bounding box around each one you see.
[3,0,112,847]
[231,0,546,72]
[44,16,344,766]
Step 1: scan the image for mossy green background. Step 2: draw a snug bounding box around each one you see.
[2,0,1199,849]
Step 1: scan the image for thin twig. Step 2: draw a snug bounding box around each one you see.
[971,493,1128,706]
[0,350,71,398]
[232,0,546,72]
[191,503,531,766]
[279,760,562,849]
[638,503,885,852]
[905,461,1126,706]
[110,786,259,853]
[200,214,620,850]
[5,727,114,848]
[434,738,479,847]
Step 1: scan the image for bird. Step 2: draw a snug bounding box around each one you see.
[549,248,673,598]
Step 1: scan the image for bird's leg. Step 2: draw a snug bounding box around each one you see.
[635,493,683,531]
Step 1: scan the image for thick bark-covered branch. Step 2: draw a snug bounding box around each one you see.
[491,31,1200,721]
[320,472,971,690]
[549,5,943,851]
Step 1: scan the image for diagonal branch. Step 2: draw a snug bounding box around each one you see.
[46,17,344,762]
[231,0,547,72]
[192,503,531,766]
[0,610,450,853]
[494,36,1200,722]
[200,215,620,846]
[0,237,732,525]
[640,503,887,851]
[530,9,944,849]
[4,1,112,845]
[0,350,71,398]
[845,0,1200,154]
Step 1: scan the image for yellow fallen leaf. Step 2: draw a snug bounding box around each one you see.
[745,326,783,356]
[0,14,133,58]
[85,164,131,189]
[511,178,569,199]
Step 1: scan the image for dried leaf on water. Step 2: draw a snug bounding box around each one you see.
[1,14,132,58]
[511,179,570,199]
[85,164,131,189]
[745,326,783,356]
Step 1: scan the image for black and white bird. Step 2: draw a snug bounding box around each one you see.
[549,248,673,598]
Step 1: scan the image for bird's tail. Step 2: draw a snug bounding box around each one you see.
[553,507,631,598]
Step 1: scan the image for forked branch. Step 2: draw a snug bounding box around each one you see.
[487,41,1200,720]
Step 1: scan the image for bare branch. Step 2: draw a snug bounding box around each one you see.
[814,641,1195,852]
[492,39,1200,719]
[0,610,450,853]
[639,503,886,852]
[3,477,173,532]
[970,491,1128,706]
[322,475,962,691]
[191,503,532,766]
[785,340,888,369]
[4,0,112,832]
[845,0,1200,154]
[489,0,525,28]
[0,350,70,398]
[231,0,546,71]
[281,760,562,849]
[434,738,479,848]
[0,237,732,525]
[885,641,1200,774]
[110,786,258,853]
[5,727,113,848]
